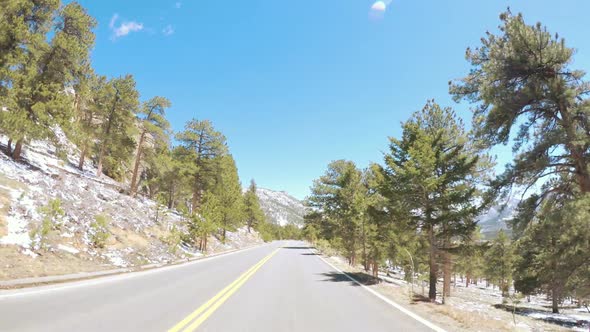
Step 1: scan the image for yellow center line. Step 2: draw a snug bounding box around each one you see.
[168,248,280,332]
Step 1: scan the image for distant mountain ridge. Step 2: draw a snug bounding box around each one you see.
[477,198,519,239]
[256,188,305,227]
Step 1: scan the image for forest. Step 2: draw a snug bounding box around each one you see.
[303,10,590,313]
[0,0,298,250]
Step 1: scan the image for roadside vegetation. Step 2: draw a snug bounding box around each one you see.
[0,0,297,261]
[304,10,590,321]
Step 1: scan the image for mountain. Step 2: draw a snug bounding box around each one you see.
[477,198,519,239]
[256,188,306,227]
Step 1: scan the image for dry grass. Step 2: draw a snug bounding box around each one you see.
[323,254,571,332]
[0,245,109,281]
[110,227,150,249]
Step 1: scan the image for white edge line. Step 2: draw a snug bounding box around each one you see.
[0,242,273,299]
[316,253,448,332]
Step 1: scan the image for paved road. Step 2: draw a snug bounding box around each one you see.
[0,241,437,332]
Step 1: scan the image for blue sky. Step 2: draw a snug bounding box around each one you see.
[77,0,590,200]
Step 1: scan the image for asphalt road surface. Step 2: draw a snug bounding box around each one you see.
[0,241,439,332]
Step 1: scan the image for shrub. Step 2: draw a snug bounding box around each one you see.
[162,225,183,254]
[90,214,110,248]
[31,198,65,250]
[38,198,65,230]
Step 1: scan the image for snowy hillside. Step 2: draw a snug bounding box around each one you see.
[0,132,263,280]
[256,188,305,227]
[477,198,519,239]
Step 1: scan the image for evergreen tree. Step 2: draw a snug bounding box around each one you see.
[130,96,171,196]
[308,160,367,266]
[381,100,485,302]
[364,163,394,277]
[95,75,139,178]
[451,10,590,311]
[454,227,485,288]
[71,66,100,171]
[176,119,227,212]
[450,10,590,212]
[191,191,221,252]
[243,179,264,233]
[147,146,192,209]
[484,230,515,297]
[514,192,590,313]
[212,155,244,242]
[1,0,96,160]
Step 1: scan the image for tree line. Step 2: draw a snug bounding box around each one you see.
[0,0,294,248]
[304,10,590,313]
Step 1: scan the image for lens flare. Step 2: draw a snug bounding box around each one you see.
[371,1,387,12]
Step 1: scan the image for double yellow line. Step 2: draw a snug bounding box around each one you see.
[168,248,280,332]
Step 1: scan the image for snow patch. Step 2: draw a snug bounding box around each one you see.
[57,244,80,254]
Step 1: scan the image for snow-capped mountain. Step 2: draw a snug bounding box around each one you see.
[477,198,519,239]
[256,188,305,227]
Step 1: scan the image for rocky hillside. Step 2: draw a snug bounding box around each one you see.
[256,188,305,227]
[477,198,519,239]
[0,133,263,281]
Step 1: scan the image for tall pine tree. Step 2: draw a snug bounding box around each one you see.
[381,101,485,302]
[130,96,171,196]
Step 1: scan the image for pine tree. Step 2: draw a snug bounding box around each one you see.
[191,191,221,252]
[130,96,171,196]
[364,163,395,277]
[484,230,515,297]
[450,10,590,208]
[213,155,244,242]
[514,191,590,313]
[146,146,192,209]
[308,160,367,266]
[176,119,227,212]
[70,65,100,171]
[381,100,485,302]
[1,0,96,160]
[243,179,264,233]
[451,10,590,311]
[95,75,139,178]
[454,227,485,288]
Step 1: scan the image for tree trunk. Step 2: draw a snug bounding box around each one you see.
[6,138,12,155]
[12,139,23,161]
[96,144,105,177]
[428,225,437,302]
[443,250,451,298]
[130,131,146,197]
[372,260,379,278]
[78,145,87,171]
[552,286,560,314]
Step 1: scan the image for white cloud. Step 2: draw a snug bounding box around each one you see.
[113,21,144,38]
[109,14,119,29]
[163,25,175,36]
[175,2,182,9]
[109,13,144,39]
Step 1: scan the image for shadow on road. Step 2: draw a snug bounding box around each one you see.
[318,272,380,286]
[301,252,318,256]
[282,246,313,250]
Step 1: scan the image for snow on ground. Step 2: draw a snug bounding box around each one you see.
[0,189,34,248]
[103,251,128,267]
[57,244,80,254]
[381,266,590,331]
[0,133,265,279]
[0,134,184,267]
